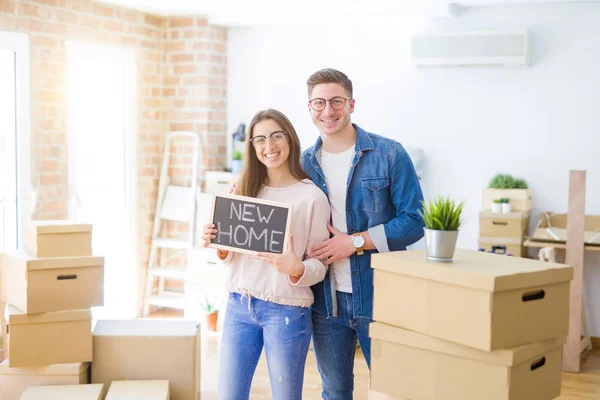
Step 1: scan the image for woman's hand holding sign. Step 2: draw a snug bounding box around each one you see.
[254,234,305,282]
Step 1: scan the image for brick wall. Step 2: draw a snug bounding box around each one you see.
[0,0,228,315]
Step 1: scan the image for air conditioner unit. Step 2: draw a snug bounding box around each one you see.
[411,30,531,68]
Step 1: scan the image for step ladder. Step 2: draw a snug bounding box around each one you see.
[142,131,200,316]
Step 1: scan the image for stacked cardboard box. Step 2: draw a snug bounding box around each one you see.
[0,220,102,400]
[369,249,573,400]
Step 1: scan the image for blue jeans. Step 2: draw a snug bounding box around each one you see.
[218,292,312,400]
[312,291,372,400]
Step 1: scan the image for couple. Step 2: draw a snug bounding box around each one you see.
[201,68,425,400]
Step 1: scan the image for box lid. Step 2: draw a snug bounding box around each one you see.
[93,319,199,337]
[5,304,91,326]
[19,384,104,400]
[26,220,93,235]
[370,322,565,367]
[106,380,169,400]
[3,250,104,270]
[0,359,89,375]
[372,249,573,292]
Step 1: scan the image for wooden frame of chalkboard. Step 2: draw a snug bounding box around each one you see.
[207,193,293,256]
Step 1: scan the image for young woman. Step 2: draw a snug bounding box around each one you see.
[201,109,330,400]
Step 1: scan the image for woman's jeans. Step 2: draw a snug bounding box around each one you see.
[218,292,312,400]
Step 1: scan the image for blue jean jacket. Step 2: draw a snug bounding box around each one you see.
[301,124,425,319]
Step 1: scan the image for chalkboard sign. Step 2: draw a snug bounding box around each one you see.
[207,193,293,255]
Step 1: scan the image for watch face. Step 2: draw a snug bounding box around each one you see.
[352,235,365,248]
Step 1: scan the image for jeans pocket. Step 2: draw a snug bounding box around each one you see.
[361,177,390,214]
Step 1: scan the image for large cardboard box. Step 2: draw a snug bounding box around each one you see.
[372,249,573,351]
[4,304,93,367]
[369,322,564,400]
[106,380,170,400]
[0,251,104,314]
[478,236,526,257]
[24,220,92,258]
[92,319,200,400]
[0,360,89,400]
[19,384,104,400]
[482,188,532,212]
[479,211,529,238]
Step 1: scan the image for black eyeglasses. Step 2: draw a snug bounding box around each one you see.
[250,131,288,148]
[308,96,351,111]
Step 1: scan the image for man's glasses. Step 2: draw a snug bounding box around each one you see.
[250,131,288,148]
[308,96,351,111]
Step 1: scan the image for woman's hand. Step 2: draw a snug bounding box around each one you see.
[201,223,217,247]
[254,234,304,278]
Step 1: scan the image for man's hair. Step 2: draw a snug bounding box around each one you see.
[306,68,353,98]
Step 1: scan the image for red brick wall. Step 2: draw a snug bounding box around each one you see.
[0,0,228,315]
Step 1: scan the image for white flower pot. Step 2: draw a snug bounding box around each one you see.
[501,203,512,213]
[491,203,502,213]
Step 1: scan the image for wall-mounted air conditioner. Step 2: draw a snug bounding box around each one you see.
[411,30,531,68]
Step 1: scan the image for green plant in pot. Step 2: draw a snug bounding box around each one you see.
[200,296,219,331]
[492,199,502,213]
[500,197,511,213]
[419,195,465,262]
[231,150,243,175]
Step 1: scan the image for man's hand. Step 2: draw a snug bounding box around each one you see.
[310,224,355,265]
[254,234,305,278]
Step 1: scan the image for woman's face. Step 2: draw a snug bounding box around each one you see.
[251,119,290,170]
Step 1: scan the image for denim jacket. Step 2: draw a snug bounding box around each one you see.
[301,124,425,319]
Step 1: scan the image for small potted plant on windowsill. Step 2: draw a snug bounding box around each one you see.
[492,199,502,213]
[200,296,219,332]
[231,150,243,175]
[419,195,465,262]
[500,197,511,214]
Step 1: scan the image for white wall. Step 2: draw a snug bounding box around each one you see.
[226,4,600,334]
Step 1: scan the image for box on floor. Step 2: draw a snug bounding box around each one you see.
[105,380,170,400]
[24,220,93,258]
[92,319,200,400]
[372,249,573,351]
[0,360,89,400]
[369,322,564,400]
[18,384,104,400]
[0,251,104,314]
[3,304,92,368]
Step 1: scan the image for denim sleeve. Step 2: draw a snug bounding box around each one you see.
[370,142,425,252]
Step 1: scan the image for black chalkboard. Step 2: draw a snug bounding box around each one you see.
[207,193,293,255]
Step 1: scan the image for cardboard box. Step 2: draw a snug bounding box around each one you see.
[369,390,397,399]
[0,251,104,314]
[479,211,529,238]
[530,212,600,246]
[24,220,92,258]
[4,304,93,368]
[204,171,235,194]
[0,360,89,400]
[106,380,170,400]
[482,188,532,212]
[372,249,573,351]
[478,236,526,257]
[92,319,200,400]
[19,384,104,400]
[369,322,564,400]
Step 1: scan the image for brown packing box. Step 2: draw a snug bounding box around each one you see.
[369,389,397,399]
[106,380,170,400]
[369,322,564,400]
[18,384,104,400]
[92,319,200,400]
[24,220,93,258]
[479,211,529,238]
[478,236,526,257]
[372,249,573,351]
[0,360,90,400]
[4,304,93,368]
[482,188,532,212]
[530,212,600,246]
[0,251,104,314]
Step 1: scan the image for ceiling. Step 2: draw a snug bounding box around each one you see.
[95,0,600,25]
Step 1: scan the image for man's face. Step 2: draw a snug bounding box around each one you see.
[308,83,354,138]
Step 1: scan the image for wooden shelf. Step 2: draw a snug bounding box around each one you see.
[523,238,600,252]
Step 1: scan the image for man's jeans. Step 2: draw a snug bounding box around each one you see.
[218,292,312,400]
[312,291,372,400]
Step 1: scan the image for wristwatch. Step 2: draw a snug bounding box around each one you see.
[352,233,365,256]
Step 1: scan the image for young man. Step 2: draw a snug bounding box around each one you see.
[300,68,425,399]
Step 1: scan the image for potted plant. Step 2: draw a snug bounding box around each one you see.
[200,296,219,332]
[492,199,502,213]
[419,195,465,262]
[500,197,511,213]
[482,173,531,211]
[231,150,243,175]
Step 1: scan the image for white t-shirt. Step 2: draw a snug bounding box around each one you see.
[320,145,355,293]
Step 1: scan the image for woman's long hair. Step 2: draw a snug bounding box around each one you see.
[236,109,308,198]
